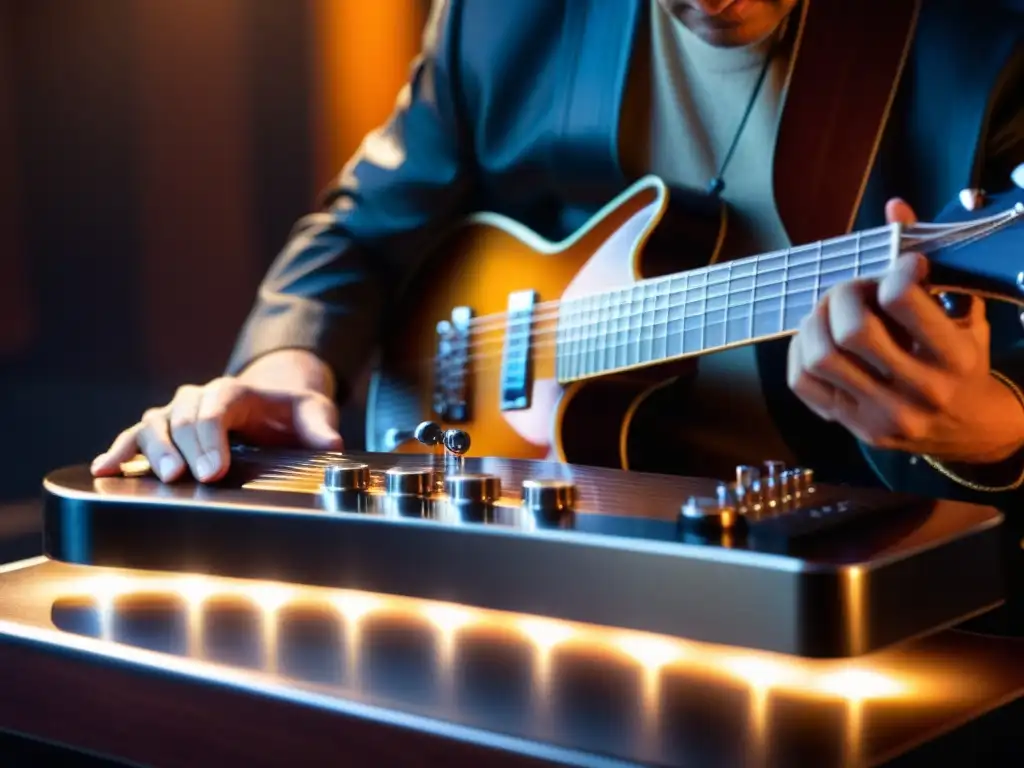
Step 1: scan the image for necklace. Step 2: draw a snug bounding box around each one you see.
[706,29,784,198]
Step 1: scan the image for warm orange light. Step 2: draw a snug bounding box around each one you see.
[32,567,941,706]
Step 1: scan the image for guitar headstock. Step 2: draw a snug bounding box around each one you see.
[924,175,1024,306]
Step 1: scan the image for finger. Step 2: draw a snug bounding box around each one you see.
[91,424,143,476]
[885,197,919,227]
[168,385,209,480]
[293,394,344,450]
[136,408,187,482]
[877,254,973,370]
[828,280,956,410]
[787,335,838,422]
[194,378,254,483]
[797,298,886,403]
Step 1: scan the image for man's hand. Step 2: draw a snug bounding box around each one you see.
[787,198,1024,464]
[90,350,343,483]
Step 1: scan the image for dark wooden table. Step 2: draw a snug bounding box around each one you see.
[1,556,1022,767]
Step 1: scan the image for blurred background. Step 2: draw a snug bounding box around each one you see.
[0,0,434,519]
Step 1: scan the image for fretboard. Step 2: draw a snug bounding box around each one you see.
[554,225,898,382]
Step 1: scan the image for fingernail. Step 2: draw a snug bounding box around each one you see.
[90,454,108,473]
[158,455,181,482]
[195,452,220,481]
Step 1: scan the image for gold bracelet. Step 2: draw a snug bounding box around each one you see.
[920,370,1024,492]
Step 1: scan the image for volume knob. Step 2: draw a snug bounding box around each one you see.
[679,495,739,534]
[521,479,578,516]
[323,462,370,493]
[444,473,501,505]
[385,467,434,498]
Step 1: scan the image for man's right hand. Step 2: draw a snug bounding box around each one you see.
[89,350,343,483]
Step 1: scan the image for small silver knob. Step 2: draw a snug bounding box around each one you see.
[385,467,434,498]
[521,479,578,515]
[414,421,443,447]
[444,473,500,505]
[323,462,369,493]
[680,495,739,532]
[442,429,471,456]
[793,467,815,494]
[735,465,761,489]
[763,460,786,480]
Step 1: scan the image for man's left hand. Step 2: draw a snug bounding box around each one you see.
[787,198,1024,464]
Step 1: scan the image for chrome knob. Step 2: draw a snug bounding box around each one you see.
[792,467,815,494]
[385,467,434,498]
[521,479,578,516]
[442,429,471,456]
[735,464,761,489]
[323,462,370,493]
[679,495,739,533]
[414,421,444,447]
[444,473,500,505]
[763,460,786,480]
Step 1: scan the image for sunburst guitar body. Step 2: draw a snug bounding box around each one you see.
[366,174,1024,469]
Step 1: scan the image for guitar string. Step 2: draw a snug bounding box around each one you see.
[452,227,894,332]
[424,254,887,377]
[430,210,1021,333]
[443,291,823,377]
[447,245,894,358]
[430,202,1020,374]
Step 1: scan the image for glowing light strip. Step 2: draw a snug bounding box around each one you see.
[56,568,917,703]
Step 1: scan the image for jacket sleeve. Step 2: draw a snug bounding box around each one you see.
[860,48,1024,506]
[225,0,475,399]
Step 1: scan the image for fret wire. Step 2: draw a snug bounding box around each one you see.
[558,250,892,374]
[557,236,893,376]
[560,231,892,322]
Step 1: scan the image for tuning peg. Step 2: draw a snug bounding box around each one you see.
[958,188,986,211]
[1012,163,1024,190]
[413,421,443,447]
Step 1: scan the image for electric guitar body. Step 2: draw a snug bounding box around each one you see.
[366,174,1024,470]
[367,177,723,469]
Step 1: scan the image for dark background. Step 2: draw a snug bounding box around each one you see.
[0,0,431,505]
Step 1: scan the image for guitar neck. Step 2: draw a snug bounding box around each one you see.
[555,224,899,382]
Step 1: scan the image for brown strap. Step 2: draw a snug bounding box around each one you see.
[773,0,921,245]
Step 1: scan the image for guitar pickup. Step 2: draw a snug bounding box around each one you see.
[500,290,536,411]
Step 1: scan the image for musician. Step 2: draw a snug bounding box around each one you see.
[90,0,1024,510]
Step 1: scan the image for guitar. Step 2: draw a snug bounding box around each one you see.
[366,173,1024,469]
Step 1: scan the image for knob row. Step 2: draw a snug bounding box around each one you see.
[679,461,816,536]
[321,462,578,517]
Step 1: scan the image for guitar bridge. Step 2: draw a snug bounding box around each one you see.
[433,306,472,423]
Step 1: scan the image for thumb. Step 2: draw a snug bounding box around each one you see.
[292,394,344,450]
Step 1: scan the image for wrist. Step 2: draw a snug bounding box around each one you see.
[972,371,1024,463]
[237,349,337,399]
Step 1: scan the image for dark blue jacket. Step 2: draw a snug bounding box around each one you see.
[227,0,1024,506]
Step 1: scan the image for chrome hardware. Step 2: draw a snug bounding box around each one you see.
[322,462,370,493]
[433,307,473,423]
[679,495,739,535]
[521,479,578,517]
[735,465,761,490]
[792,467,815,495]
[385,467,434,498]
[442,428,471,457]
[414,421,444,447]
[500,289,537,411]
[444,473,501,506]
